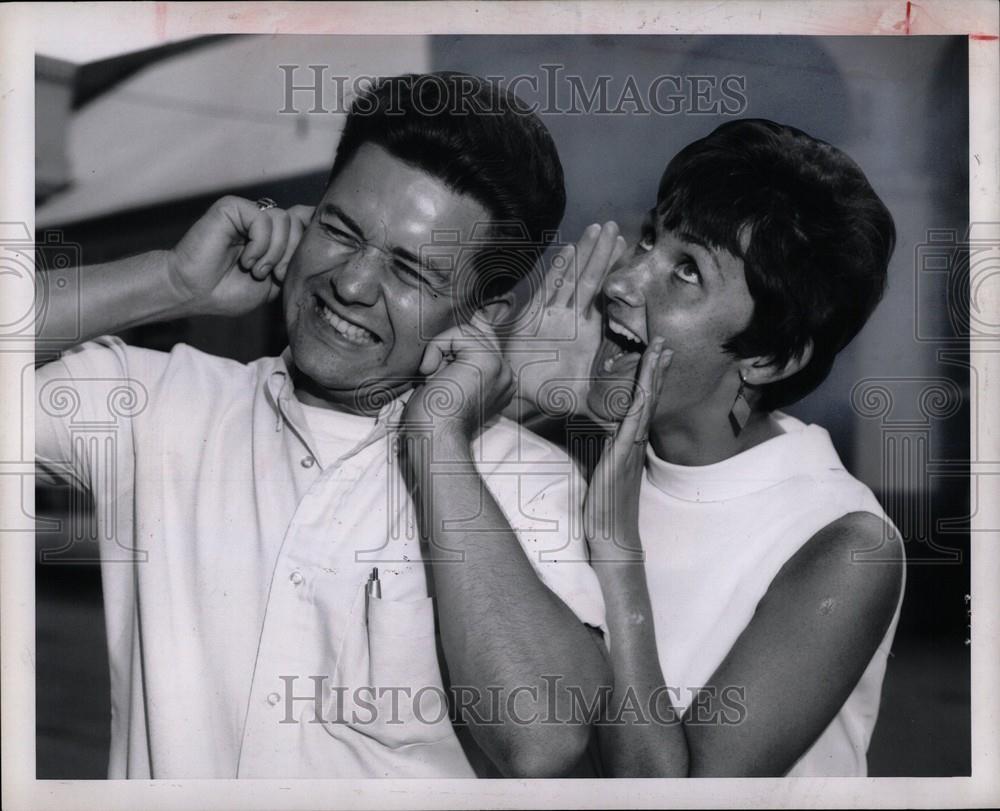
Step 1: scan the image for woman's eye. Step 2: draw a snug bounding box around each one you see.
[637,232,655,252]
[676,261,701,284]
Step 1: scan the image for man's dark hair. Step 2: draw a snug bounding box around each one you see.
[656,118,896,411]
[329,72,566,307]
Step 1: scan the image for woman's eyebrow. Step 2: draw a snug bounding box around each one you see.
[677,231,722,272]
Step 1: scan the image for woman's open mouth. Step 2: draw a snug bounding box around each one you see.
[596,317,647,374]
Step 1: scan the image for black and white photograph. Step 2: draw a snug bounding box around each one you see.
[2,2,998,809]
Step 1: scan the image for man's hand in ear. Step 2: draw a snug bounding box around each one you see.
[402,319,515,442]
[167,196,315,318]
[35,197,315,358]
[501,221,627,425]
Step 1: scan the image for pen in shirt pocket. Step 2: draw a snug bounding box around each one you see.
[365,567,381,622]
[365,568,381,671]
[366,567,382,601]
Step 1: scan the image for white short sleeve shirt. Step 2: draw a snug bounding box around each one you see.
[35,337,606,778]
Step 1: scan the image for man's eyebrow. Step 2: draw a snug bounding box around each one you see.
[320,203,365,240]
[392,246,448,275]
[321,203,448,278]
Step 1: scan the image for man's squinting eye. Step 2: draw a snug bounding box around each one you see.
[392,260,426,286]
[320,221,360,247]
[637,228,655,253]
[392,260,451,298]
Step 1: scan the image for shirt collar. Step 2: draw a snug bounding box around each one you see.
[264,349,413,461]
[643,413,842,502]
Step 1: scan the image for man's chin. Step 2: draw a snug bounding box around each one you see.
[288,355,418,416]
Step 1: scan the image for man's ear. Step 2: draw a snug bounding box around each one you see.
[739,340,814,387]
[469,291,517,331]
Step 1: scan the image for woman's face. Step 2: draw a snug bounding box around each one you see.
[587,210,756,425]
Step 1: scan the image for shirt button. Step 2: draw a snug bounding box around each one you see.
[266,692,281,706]
[300,456,316,468]
[289,571,304,586]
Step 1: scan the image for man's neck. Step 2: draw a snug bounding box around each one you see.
[287,364,410,417]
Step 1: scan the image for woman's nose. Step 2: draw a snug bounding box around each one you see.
[602,258,645,307]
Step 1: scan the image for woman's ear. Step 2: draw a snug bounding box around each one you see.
[740,340,814,387]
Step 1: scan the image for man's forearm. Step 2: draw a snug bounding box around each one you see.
[35,249,195,359]
[401,431,611,777]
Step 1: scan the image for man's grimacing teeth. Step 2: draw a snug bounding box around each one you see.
[315,299,379,346]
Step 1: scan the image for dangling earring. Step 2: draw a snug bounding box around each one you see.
[728,371,752,436]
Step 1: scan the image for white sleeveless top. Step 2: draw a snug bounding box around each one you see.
[638,412,904,776]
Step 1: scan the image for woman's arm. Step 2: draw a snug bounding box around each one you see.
[586,344,904,776]
[593,511,903,776]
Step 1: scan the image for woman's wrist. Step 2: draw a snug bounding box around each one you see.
[588,531,645,565]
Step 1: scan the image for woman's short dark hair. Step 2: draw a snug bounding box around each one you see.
[329,72,566,306]
[656,118,896,411]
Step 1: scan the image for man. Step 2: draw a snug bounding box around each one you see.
[35,73,609,778]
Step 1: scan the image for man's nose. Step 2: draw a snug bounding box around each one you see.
[331,247,383,306]
[602,257,646,308]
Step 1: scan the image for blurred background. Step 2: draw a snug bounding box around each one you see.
[35,34,970,777]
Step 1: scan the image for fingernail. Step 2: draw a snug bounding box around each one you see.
[588,223,601,233]
[652,337,665,352]
[258,263,271,276]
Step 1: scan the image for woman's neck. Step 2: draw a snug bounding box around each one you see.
[648,408,783,467]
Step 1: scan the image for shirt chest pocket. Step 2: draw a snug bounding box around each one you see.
[324,582,454,749]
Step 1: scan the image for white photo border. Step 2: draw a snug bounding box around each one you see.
[2,1,998,809]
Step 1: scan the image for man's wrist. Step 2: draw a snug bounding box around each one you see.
[397,421,474,472]
[158,249,216,319]
[428,422,475,460]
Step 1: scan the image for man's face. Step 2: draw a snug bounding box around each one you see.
[283,143,490,413]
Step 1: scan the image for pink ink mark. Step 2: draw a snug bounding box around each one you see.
[155,2,168,41]
[970,34,999,41]
[904,1,912,35]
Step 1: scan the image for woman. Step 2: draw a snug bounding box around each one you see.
[506,118,904,776]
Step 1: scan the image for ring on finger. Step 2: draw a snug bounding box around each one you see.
[256,197,278,211]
